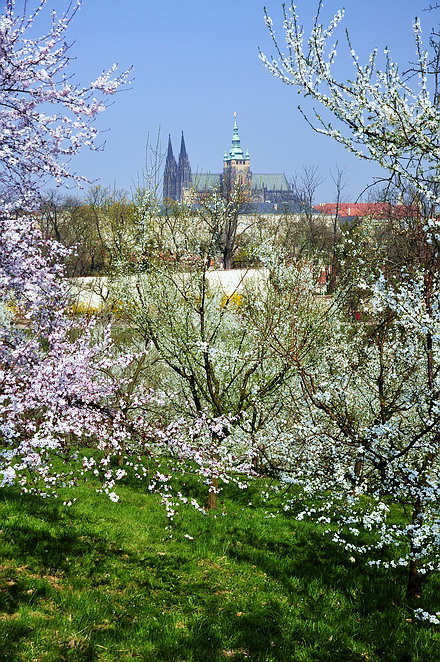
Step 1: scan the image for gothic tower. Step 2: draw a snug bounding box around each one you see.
[163,135,178,201]
[177,131,192,201]
[222,117,251,200]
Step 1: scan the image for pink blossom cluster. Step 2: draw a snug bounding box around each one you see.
[0,1,131,199]
[0,1,132,496]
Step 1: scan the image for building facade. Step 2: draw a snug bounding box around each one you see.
[222,120,251,200]
[163,119,294,206]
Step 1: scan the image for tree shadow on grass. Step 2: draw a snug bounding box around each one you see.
[0,490,436,662]
[1,490,113,570]
[219,521,424,662]
[0,619,33,662]
[225,519,401,603]
[0,489,151,661]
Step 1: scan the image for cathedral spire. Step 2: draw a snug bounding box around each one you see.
[179,131,188,158]
[231,120,241,150]
[163,134,178,201]
[177,131,192,201]
[222,115,251,201]
[224,115,248,162]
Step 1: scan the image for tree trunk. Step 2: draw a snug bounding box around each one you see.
[223,249,233,270]
[406,498,423,600]
[407,559,422,600]
[206,477,218,510]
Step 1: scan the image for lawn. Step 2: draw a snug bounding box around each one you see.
[0,477,438,661]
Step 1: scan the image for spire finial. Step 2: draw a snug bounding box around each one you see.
[167,134,174,158]
[224,115,249,163]
[179,131,187,158]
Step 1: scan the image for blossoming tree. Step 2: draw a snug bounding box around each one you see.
[0,0,132,498]
[110,192,301,510]
[260,1,440,621]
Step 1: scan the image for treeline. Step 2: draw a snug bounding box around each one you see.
[39,183,434,301]
[38,188,136,277]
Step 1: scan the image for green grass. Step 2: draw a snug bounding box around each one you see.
[0,478,438,662]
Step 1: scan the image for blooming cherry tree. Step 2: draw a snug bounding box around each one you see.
[0,0,128,199]
[260,1,440,620]
[260,1,440,204]
[0,0,132,496]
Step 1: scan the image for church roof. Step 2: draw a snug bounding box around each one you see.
[252,174,290,191]
[191,173,222,191]
[190,173,291,193]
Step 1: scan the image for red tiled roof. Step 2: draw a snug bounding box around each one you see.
[314,202,418,218]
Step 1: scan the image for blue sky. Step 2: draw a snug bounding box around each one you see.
[30,0,438,201]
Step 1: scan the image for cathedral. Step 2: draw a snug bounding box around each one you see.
[163,132,192,202]
[163,119,294,207]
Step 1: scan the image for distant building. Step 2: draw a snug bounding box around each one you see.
[221,119,252,200]
[314,202,418,220]
[177,132,192,199]
[163,132,192,202]
[163,135,178,201]
[163,118,294,206]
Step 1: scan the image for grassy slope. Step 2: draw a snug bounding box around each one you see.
[0,479,438,662]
